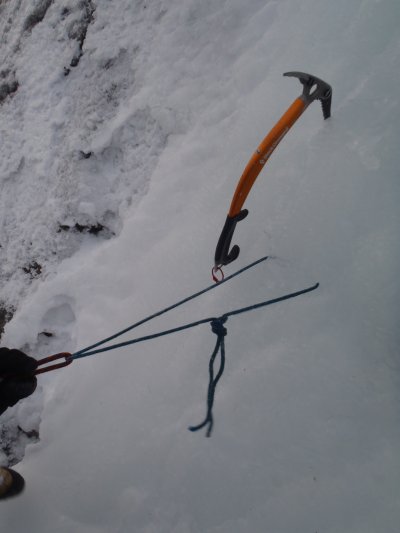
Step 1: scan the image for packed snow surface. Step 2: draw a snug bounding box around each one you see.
[1,0,399,531]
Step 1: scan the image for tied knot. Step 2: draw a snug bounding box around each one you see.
[211,318,227,337]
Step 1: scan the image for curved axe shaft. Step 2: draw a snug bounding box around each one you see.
[214,71,332,269]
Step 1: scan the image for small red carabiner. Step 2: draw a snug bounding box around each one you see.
[34,352,73,375]
[212,265,224,283]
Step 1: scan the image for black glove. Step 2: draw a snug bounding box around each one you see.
[0,348,38,416]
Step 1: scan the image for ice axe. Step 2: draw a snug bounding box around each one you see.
[213,71,332,279]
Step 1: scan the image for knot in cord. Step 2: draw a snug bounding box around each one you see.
[211,317,227,338]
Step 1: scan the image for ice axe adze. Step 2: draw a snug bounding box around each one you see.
[213,71,332,279]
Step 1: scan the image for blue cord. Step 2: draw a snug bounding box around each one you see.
[70,255,319,436]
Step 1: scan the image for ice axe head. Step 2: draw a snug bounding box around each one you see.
[284,71,332,119]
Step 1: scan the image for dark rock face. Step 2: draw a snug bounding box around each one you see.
[0,70,19,105]
[23,0,53,32]
[0,306,13,340]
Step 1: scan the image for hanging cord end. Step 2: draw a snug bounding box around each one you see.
[188,317,227,437]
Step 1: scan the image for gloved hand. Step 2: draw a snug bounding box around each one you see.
[0,348,38,416]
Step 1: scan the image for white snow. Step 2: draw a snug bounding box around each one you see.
[1,0,399,531]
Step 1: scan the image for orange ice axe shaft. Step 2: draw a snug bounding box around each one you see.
[214,72,332,269]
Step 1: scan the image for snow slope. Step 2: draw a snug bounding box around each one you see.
[1,0,400,531]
